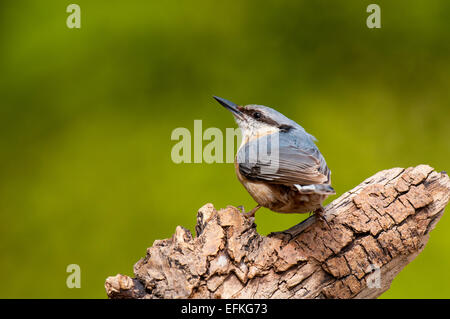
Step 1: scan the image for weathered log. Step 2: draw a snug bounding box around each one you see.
[105,165,449,299]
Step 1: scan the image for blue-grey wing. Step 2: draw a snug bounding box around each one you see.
[237,131,331,185]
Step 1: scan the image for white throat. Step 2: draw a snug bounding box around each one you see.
[237,119,280,150]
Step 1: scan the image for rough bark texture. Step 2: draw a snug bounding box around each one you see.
[105,165,449,299]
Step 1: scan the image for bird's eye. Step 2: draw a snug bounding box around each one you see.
[253,112,262,119]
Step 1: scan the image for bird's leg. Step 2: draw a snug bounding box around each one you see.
[314,206,324,218]
[238,204,261,218]
[313,206,331,229]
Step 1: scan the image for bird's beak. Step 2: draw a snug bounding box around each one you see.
[213,96,244,120]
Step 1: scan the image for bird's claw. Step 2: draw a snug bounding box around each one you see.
[236,205,260,219]
[314,207,331,229]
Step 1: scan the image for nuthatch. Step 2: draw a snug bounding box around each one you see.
[213,96,335,218]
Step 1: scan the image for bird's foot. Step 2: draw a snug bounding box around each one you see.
[313,207,331,229]
[237,205,261,218]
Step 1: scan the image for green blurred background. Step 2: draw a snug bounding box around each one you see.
[0,0,449,298]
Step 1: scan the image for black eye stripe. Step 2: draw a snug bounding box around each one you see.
[243,108,280,126]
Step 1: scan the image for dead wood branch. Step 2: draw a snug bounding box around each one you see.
[105,165,449,299]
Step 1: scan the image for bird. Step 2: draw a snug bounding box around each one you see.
[213,96,335,218]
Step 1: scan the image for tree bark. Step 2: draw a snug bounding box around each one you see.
[105,165,450,299]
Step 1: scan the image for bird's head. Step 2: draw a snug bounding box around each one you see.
[213,96,296,140]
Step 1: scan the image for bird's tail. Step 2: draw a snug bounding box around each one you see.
[294,184,336,195]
